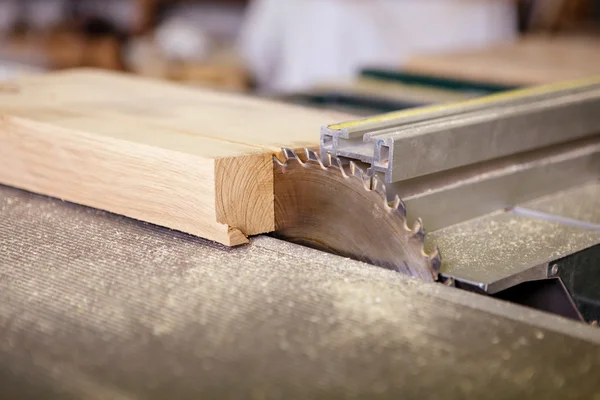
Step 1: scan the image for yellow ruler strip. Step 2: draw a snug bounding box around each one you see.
[327,75,600,131]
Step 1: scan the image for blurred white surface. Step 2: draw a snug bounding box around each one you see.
[0,60,44,81]
[155,3,245,62]
[239,0,518,93]
[155,19,213,62]
[162,2,246,41]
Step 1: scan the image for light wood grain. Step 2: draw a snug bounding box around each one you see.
[404,34,600,86]
[0,69,352,245]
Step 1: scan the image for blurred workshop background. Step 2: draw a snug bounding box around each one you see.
[1,0,599,115]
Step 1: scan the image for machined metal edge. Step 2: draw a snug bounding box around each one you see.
[321,77,600,140]
[378,87,600,182]
[426,211,600,295]
[322,84,600,183]
[448,262,550,295]
[392,136,600,232]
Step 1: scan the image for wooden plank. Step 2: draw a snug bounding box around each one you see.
[404,34,600,86]
[0,69,352,246]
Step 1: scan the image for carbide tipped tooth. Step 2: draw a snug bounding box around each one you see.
[325,152,334,167]
[304,148,317,160]
[428,247,442,275]
[442,276,454,286]
[365,175,374,191]
[372,176,387,198]
[349,161,372,190]
[331,156,349,178]
[349,161,358,176]
[412,219,425,240]
[304,148,326,168]
[281,147,299,161]
[392,195,407,217]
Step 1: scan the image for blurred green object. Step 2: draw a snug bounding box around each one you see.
[285,91,423,115]
[284,70,516,115]
[361,68,520,95]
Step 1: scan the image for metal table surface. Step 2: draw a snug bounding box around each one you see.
[1,185,600,399]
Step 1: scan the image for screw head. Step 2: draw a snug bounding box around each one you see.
[550,264,559,276]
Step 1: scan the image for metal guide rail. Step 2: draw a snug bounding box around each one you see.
[321,76,600,183]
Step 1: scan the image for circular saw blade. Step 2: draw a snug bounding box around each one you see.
[273,148,441,282]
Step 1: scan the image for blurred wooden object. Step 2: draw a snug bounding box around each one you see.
[0,0,250,91]
[169,63,249,90]
[128,39,250,91]
[135,0,157,34]
[134,60,250,91]
[404,34,600,86]
[0,32,122,70]
[526,0,595,32]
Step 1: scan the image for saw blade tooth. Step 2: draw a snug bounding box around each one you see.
[304,147,317,161]
[349,160,359,176]
[348,161,363,185]
[411,218,425,240]
[325,152,334,167]
[367,176,375,191]
[441,276,455,287]
[330,156,349,178]
[372,175,387,199]
[304,148,326,169]
[391,195,407,217]
[427,247,442,275]
[349,161,372,190]
[281,147,301,162]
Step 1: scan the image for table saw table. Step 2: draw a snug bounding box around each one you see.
[1,70,600,398]
[1,184,600,399]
